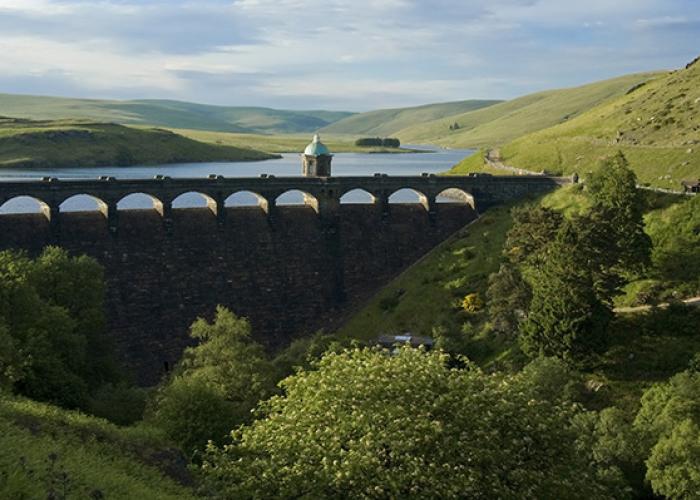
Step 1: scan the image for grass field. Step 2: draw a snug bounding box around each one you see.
[452,60,700,188]
[396,72,661,148]
[319,100,500,136]
[0,94,353,134]
[0,395,194,499]
[169,128,422,154]
[0,117,278,169]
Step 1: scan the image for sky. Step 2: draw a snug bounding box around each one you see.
[0,0,698,111]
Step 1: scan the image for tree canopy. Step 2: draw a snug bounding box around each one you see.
[202,347,622,499]
[633,370,700,498]
[150,307,274,455]
[0,247,117,409]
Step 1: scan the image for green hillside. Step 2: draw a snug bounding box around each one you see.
[0,94,353,134]
[338,185,700,391]
[397,73,661,147]
[455,58,700,189]
[0,395,193,499]
[170,128,422,154]
[0,117,278,169]
[320,100,500,136]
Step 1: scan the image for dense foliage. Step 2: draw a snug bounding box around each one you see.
[149,307,275,456]
[584,152,651,301]
[0,247,120,409]
[354,137,401,148]
[634,370,700,498]
[482,152,652,362]
[645,194,700,297]
[520,220,612,361]
[202,348,623,499]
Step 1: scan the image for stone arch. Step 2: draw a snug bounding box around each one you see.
[388,188,429,211]
[225,190,270,212]
[59,194,109,217]
[172,191,218,215]
[116,192,166,216]
[0,195,51,219]
[339,188,376,204]
[275,189,319,212]
[435,188,476,209]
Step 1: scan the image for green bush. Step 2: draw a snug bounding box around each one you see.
[0,247,120,410]
[633,371,700,498]
[149,307,274,455]
[88,384,148,426]
[150,377,238,459]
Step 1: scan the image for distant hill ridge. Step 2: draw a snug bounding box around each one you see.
[319,100,502,136]
[0,94,355,135]
[395,72,662,147]
[0,117,277,169]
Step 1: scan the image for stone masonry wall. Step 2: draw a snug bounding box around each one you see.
[0,203,475,385]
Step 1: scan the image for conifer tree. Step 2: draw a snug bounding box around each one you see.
[520,221,612,361]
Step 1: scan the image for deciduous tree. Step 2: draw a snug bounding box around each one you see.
[150,307,274,455]
[202,347,622,499]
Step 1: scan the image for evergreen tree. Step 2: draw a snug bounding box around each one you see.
[486,263,531,335]
[584,152,652,302]
[504,205,564,268]
[520,221,612,361]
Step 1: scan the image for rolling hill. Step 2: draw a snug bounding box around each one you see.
[396,72,662,147]
[0,94,353,135]
[320,100,501,136]
[452,57,700,189]
[0,117,278,169]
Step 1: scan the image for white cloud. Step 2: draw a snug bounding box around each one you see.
[0,35,184,91]
[0,0,75,14]
[0,0,695,108]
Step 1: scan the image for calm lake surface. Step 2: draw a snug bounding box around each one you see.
[0,145,475,212]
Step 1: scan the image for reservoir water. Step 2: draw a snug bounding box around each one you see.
[0,146,475,212]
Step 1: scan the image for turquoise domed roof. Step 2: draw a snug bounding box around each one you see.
[304,134,331,156]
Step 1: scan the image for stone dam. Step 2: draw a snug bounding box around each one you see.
[0,174,570,384]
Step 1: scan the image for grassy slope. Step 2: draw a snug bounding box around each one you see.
[0,94,354,134]
[336,186,700,407]
[336,187,590,343]
[0,117,278,169]
[337,204,514,343]
[171,128,421,154]
[463,60,700,188]
[397,73,661,147]
[320,100,501,136]
[0,395,193,499]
